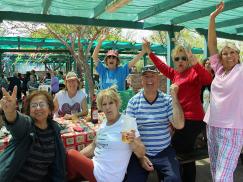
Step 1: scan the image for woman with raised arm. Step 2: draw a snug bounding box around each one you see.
[142,40,212,182]
[0,87,66,182]
[92,30,146,91]
[204,2,243,181]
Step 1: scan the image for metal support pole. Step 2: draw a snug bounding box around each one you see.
[143,54,147,66]
[204,35,209,59]
[0,52,3,77]
[166,30,175,94]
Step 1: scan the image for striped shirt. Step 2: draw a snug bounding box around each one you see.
[126,90,173,156]
[14,125,55,182]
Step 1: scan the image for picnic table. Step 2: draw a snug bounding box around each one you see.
[0,113,106,153]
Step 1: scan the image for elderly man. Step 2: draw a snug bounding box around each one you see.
[126,65,184,182]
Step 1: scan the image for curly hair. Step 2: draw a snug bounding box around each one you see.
[24,90,54,118]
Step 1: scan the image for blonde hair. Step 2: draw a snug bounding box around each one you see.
[219,42,240,55]
[171,45,188,60]
[219,42,240,63]
[96,87,121,111]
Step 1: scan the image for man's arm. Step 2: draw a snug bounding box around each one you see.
[170,84,184,129]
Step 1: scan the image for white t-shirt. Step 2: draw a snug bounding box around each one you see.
[93,114,139,182]
[55,90,86,117]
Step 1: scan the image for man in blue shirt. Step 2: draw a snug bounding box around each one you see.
[126,65,184,182]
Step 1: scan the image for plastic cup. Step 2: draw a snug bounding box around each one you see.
[121,114,136,143]
[71,110,78,122]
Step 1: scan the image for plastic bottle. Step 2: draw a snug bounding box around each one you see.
[91,95,98,124]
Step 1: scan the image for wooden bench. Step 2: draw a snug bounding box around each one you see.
[177,147,209,164]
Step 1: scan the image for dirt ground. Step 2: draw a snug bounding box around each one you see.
[196,158,243,182]
[147,158,243,182]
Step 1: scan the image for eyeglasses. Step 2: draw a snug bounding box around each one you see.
[174,56,187,62]
[142,65,158,72]
[30,102,48,109]
[107,55,117,59]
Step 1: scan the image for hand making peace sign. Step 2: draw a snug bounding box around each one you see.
[0,86,17,114]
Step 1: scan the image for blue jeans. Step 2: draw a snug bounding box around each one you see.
[126,146,181,182]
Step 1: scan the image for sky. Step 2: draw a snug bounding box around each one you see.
[121,28,153,42]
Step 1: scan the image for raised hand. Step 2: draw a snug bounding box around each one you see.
[186,49,198,66]
[0,86,17,114]
[142,38,152,54]
[99,29,109,42]
[211,1,224,18]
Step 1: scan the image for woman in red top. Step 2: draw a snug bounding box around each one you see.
[143,40,212,182]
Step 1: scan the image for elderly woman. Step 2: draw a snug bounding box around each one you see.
[92,31,145,91]
[0,87,66,182]
[204,2,243,181]
[143,40,213,182]
[66,87,145,182]
[53,71,88,120]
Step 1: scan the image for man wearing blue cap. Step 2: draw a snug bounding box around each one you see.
[126,65,185,182]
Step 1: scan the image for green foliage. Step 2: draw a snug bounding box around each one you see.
[150,31,167,44]
[176,29,204,49]
[30,24,124,41]
[150,28,205,61]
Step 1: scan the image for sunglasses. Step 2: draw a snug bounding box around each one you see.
[107,55,117,59]
[174,56,187,62]
[142,65,156,71]
[141,65,158,74]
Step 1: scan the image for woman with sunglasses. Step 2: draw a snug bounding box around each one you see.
[204,2,243,181]
[92,31,146,91]
[0,87,66,182]
[143,40,212,182]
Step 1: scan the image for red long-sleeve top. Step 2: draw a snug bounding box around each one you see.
[149,52,213,121]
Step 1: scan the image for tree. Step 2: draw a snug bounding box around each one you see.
[42,24,103,101]
[0,21,128,102]
[32,24,125,102]
[150,31,167,45]
[150,29,205,61]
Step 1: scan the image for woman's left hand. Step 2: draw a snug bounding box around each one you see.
[186,49,198,66]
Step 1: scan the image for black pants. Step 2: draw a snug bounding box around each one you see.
[171,120,205,182]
